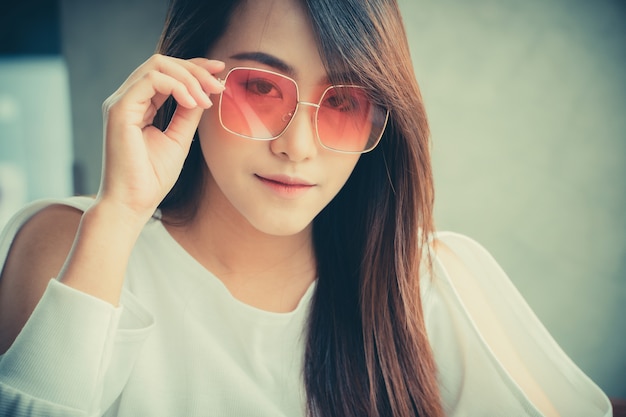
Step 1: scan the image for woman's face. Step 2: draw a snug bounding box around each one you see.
[198,0,361,236]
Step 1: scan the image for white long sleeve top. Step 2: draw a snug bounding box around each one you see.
[0,197,612,416]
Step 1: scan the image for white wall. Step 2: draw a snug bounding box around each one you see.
[399,0,626,397]
[60,0,169,194]
[0,57,73,227]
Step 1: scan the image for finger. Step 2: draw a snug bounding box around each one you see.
[115,55,226,113]
[115,70,198,128]
[151,59,210,108]
[119,55,211,108]
[186,58,226,92]
[141,101,158,127]
[145,55,225,107]
[163,105,205,145]
[149,58,227,109]
[189,58,226,73]
[148,57,225,109]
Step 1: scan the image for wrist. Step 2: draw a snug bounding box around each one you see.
[89,196,156,231]
[58,198,150,306]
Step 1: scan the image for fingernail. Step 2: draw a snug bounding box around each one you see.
[214,79,226,91]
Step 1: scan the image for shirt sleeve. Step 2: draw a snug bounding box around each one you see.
[0,198,154,417]
[424,231,612,417]
[0,279,153,417]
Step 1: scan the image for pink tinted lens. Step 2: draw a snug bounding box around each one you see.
[220,68,297,139]
[317,86,387,152]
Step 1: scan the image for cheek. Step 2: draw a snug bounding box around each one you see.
[197,107,220,143]
[197,108,240,188]
[197,107,240,163]
[326,154,361,195]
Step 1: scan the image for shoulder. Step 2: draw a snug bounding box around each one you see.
[427,231,499,323]
[11,203,84,250]
[429,231,507,291]
[426,233,536,410]
[425,232,612,416]
[431,231,492,264]
[427,231,520,328]
[1,196,96,271]
[425,232,530,377]
[0,196,94,353]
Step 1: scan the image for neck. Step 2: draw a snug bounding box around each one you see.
[163,197,316,313]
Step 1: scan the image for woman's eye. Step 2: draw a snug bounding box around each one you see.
[245,79,282,98]
[324,93,360,112]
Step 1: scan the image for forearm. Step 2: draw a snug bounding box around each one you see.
[0,279,124,416]
[58,199,149,306]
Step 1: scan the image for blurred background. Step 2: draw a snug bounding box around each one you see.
[0,0,624,399]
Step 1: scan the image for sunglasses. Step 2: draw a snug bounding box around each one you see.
[217,67,389,154]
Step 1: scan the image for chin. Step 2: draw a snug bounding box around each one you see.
[249,215,313,237]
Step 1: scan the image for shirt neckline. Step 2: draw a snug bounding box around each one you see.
[148,215,317,321]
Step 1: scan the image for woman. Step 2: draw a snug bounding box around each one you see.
[0,0,612,416]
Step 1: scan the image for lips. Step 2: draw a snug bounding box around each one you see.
[255,174,314,187]
[255,174,315,198]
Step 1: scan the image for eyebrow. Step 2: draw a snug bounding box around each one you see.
[229,52,296,77]
[229,51,359,88]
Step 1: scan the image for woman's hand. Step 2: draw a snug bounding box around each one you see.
[0,55,226,326]
[98,54,225,222]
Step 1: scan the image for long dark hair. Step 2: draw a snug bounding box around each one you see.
[155,1,443,416]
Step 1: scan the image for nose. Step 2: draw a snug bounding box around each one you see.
[269,102,319,162]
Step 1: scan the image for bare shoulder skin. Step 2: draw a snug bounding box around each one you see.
[0,204,83,354]
[433,239,561,417]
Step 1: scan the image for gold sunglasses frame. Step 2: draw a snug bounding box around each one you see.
[216,66,389,154]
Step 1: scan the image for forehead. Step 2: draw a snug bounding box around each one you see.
[209,0,325,80]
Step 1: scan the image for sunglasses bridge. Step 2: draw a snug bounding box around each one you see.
[280,100,320,122]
